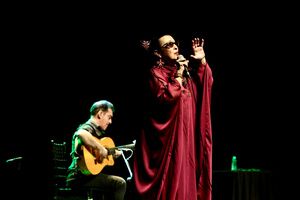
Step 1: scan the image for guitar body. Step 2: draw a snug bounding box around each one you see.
[79,137,115,175]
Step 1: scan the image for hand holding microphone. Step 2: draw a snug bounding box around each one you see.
[177,54,191,78]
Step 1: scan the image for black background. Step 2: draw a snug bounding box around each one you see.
[1,4,299,199]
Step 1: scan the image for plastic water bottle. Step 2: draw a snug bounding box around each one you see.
[231,155,237,171]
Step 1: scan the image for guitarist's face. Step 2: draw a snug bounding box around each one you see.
[98,108,113,131]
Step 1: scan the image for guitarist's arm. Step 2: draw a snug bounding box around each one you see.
[76,129,108,163]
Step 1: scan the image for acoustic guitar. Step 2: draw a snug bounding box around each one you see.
[78,136,134,175]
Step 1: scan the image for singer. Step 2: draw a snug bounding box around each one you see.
[134,33,214,200]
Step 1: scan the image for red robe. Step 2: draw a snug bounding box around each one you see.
[134,61,213,200]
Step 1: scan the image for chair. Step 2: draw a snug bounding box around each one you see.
[50,139,105,200]
[3,156,24,199]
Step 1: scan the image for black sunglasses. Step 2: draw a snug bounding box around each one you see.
[161,41,179,49]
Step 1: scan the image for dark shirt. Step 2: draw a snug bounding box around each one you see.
[66,120,105,186]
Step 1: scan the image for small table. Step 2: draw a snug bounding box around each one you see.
[213,169,274,200]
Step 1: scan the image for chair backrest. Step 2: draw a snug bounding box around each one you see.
[50,139,69,189]
[49,139,105,200]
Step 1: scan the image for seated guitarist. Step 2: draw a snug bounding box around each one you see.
[66,100,126,200]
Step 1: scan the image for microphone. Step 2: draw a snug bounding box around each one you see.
[177,55,191,78]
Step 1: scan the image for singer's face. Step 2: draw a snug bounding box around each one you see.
[158,35,179,61]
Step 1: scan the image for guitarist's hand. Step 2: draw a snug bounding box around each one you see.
[95,146,108,163]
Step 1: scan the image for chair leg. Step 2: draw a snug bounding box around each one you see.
[87,189,93,200]
[87,188,105,200]
[100,193,105,200]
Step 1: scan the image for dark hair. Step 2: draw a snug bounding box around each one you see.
[149,32,177,51]
[90,100,115,116]
[138,32,178,67]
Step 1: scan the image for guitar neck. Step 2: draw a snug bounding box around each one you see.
[116,143,135,150]
[107,147,118,155]
[107,143,135,155]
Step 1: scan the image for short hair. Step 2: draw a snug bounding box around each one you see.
[149,32,176,51]
[90,100,115,116]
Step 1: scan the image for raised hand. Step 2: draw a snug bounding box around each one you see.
[190,38,206,62]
